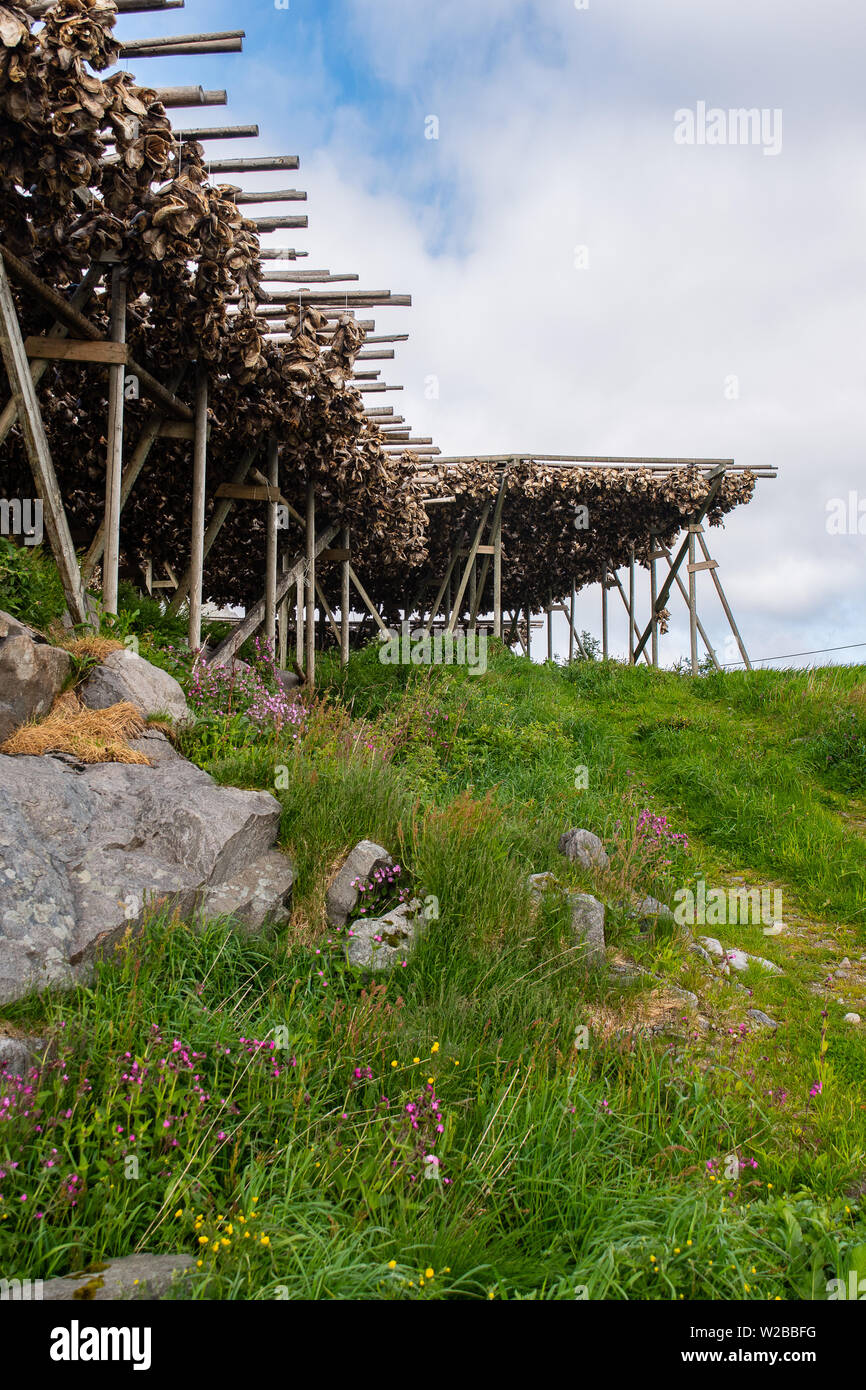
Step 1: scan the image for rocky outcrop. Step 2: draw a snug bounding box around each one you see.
[38,1253,195,1302]
[0,609,72,742]
[0,730,294,1005]
[81,647,189,724]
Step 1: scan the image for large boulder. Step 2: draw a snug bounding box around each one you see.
[558,828,610,872]
[326,839,393,927]
[81,648,189,724]
[0,610,72,742]
[0,732,293,1004]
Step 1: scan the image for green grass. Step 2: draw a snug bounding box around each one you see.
[1,605,865,1299]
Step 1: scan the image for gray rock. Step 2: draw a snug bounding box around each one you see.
[844,1013,861,1025]
[326,839,393,927]
[688,940,714,965]
[0,618,72,742]
[0,738,292,1004]
[558,828,610,871]
[699,936,725,957]
[632,895,675,925]
[346,899,425,970]
[567,891,606,967]
[203,849,294,931]
[0,1032,45,1076]
[747,1009,779,1029]
[723,948,782,975]
[38,1253,195,1302]
[527,871,559,904]
[81,648,189,724]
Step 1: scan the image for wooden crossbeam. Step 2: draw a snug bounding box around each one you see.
[215,483,281,503]
[177,125,259,141]
[154,87,226,108]
[23,336,128,365]
[208,157,300,174]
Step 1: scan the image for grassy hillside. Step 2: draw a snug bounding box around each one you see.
[1,572,865,1299]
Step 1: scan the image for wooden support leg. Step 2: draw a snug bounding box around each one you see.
[422,543,461,638]
[295,571,304,668]
[547,591,553,662]
[468,558,477,634]
[102,264,127,616]
[569,582,576,664]
[305,480,315,688]
[613,571,651,666]
[447,503,492,636]
[696,532,752,669]
[340,525,350,667]
[264,435,279,647]
[688,526,699,675]
[188,365,208,653]
[628,544,635,667]
[601,569,609,660]
[650,536,659,668]
[0,256,88,625]
[493,513,502,639]
[278,550,289,669]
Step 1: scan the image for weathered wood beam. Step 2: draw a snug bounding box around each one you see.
[23,336,128,365]
[265,437,279,646]
[209,157,300,175]
[176,125,259,141]
[340,526,350,668]
[153,87,227,108]
[0,256,88,625]
[633,474,725,661]
[102,265,127,616]
[188,366,208,652]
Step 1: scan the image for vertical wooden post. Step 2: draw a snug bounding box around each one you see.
[0,256,88,625]
[278,550,289,669]
[188,364,208,653]
[688,526,699,675]
[340,525,350,667]
[601,569,609,661]
[102,263,127,616]
[305,478,315,689]
[468,557,477,634]
[295,571,304,668]
[264,435,279,648]
[650,535,659,668]
[547,591,553,661]
[569,582,576,664]
[628,545,635,666]
[493,511,502,639]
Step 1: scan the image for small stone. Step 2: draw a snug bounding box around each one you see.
[844,1013,861,1025]
[527,872,558,905]
[567,891,606,967]
[558,828,610,872]
[699,936,724,957]
[688,940,714,965]
[747,1009,779,1029]
[346,899,425,971]
[762,923,785,937]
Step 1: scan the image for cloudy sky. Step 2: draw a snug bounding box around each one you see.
[118,0,866,667]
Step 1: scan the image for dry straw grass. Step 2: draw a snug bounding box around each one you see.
[0,692,150,765]
[47,629,125,663]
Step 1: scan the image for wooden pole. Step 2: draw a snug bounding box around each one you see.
[278,551,289,669]
[650,537,659,668]
[305,479,315,688]
[447,503,492,636]
[628,545,635,666]
[547,592,554,661]
[688,527,699,675]
[295,571,304,669]
[601,569,609,661]
[340,525,350,667]
[697,532,752,669]
[569,582,576,664]
[166,445,256,615]
[102,265,127,616]
[188,365,208,653]
[264,435,279,648]
[469,558,477,634]
[0,256,88,624]
[493,512,503,639]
